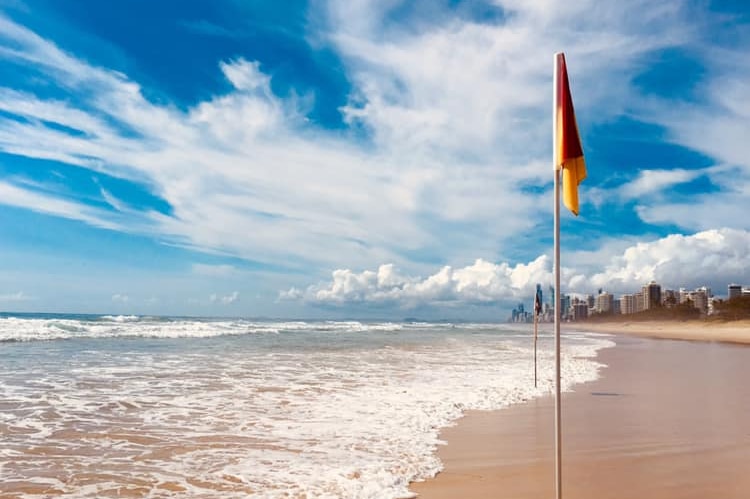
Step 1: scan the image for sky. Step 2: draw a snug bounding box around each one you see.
[0,0,749,319]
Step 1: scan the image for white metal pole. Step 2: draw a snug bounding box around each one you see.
[553,52,563,499]
[534,313,538,388]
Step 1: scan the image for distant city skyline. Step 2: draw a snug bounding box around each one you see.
[513,280,749,322]
[1,2,750,318]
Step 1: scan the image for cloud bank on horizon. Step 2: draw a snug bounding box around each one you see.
[282,229,750,308]
[0,1,748,315]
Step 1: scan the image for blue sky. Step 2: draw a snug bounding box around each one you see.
[0,0,749,318]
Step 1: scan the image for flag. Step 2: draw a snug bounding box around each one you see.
[534,287,543,317]
[555,53,586,216]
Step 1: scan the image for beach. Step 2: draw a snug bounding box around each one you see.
[4,316,749,498]
[574,319,750,344]
[410,323,750,498]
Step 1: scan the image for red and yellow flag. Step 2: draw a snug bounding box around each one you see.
[555,53,586,216]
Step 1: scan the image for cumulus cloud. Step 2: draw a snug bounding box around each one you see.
[583,228,750,293]
[283,228,750,307]
[281,256,552,307]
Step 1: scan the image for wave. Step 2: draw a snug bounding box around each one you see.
[0,317,427,343]
[0,323,613,498]
[99,314,141,323]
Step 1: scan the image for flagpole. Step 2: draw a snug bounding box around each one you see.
[552,52,563,499]
[533,312,538,388]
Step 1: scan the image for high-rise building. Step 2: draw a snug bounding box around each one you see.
[679,286,712,315]
[586,294,595,308]
[642,281,662,310]
[560,294,571,320]
[729,284,742,299]
[691,288,709,314]
[595,291,614,314]
[662,289,678,307]
[511,303,530,323]
[572,302,588,320]
[621,294,635,314]
[634,291,644,313]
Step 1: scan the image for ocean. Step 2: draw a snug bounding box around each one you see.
[0,314,613,498]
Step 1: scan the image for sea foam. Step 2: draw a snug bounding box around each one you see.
[0,319,613,498]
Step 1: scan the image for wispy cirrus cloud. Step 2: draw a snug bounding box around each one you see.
[178,19,241,39]
[0,2,747,311]
[0,180,122,230]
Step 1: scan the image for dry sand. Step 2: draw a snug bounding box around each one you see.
[410,331,750,498]
[574,319,750,344]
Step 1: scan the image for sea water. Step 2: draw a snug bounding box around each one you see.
[0,315,613,498]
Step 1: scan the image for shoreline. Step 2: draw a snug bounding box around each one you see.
[410,330,750,498]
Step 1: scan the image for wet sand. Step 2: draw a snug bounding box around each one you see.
[410,334,750,498]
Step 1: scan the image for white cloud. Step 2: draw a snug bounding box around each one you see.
[618,168,704,200]
[619,162,750,232]
[284,228,750,306]
[0,291,32,302]
[592,166,749,232]
[583,228,750,294]
[111,294,130,303]
[281,256,551,307]
[656,73,750,173]
[219,59,270,92]
[328,0,692,160]
[210,291,239,304]
[621,29,750,231]
[0,181,123,230]
[0,4,744,292]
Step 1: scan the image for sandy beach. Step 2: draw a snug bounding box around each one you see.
[410,326,750,498]
[575,319,750,344]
